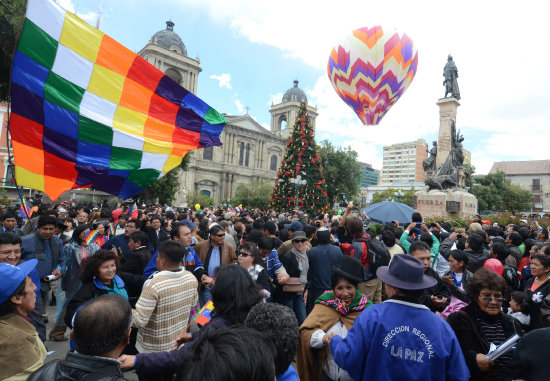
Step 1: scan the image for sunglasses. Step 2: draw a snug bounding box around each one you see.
[480,295,503,304]
[214,234,225,238]
[293,239,307,243]
[238,251,250,257]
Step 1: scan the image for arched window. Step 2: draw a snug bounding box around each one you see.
[245,143,251,167]
[202,146,213,161]
[239,142,245,166]
[270,155,278,171]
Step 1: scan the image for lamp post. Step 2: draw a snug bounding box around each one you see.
[290,175,307,210]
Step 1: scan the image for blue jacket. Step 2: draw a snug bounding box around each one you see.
[330,299,469,381]
[143,247,204,279]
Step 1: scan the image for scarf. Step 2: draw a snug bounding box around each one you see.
[451,272,463,287]
[316,290,371,315]
[291,246,309,284]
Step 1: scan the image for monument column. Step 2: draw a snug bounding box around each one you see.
[435,98,460,168]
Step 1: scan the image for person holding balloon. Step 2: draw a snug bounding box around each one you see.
[523,254,550,330]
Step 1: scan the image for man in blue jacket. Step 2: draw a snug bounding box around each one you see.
[328,254,469,381]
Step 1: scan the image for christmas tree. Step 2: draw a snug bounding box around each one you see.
[270,102,329,213]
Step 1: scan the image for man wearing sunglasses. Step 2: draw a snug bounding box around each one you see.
[195,224,237,307]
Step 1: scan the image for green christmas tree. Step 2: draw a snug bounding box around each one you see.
[270,102,329,213]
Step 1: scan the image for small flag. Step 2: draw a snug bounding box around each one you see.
[129,203,138,219]
[107,222,115,236]
[18,198,31,218]
[85,229,99,245]
[194,301,214,326]
[233,204,243,216]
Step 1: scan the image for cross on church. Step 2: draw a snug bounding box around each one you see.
[245,106,250,114]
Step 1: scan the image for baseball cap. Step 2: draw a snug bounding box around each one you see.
[0,259,38,304]
[180,220,198,231]
[284,221,303,232]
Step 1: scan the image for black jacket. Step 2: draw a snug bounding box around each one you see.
[147,227,169,250]
[419,267,451,312]
[465,248,490,273]
[523,276,550,330]
[65,271,146,327]
[28,351,127,381]
[447,303,521,381]
[120,246,151,275]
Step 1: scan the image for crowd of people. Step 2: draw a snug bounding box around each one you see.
[1,199,550,380]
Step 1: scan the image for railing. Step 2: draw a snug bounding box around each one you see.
[531,185,542,192]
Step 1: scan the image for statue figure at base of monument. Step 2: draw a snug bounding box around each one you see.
[425,121,470,191]
[443,55,461,100]
[422,141,438,173]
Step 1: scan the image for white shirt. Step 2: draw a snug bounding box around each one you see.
[310,322,354,381]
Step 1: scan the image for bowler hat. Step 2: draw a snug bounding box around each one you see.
[376,254,437,290]
[333,256,364,283]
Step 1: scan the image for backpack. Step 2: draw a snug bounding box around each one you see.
[502,264,520,291]
[354,236,391,276]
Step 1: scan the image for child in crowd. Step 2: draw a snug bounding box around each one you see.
[508,291,530,327]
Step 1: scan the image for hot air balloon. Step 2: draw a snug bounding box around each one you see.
[327,26,419,125]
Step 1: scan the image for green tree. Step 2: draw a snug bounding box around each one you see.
[136,154,190,205]
[317,140,362,205]
[0,0,25,101]
[371,188,416,207]
[469,170,532,213]
[270,102,329,213]
[501,183,533,214]
[231,180,274,210]
[186,191,214,209]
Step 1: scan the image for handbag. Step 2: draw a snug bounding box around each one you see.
[283,277,305,293]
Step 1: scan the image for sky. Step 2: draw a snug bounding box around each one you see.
[56,0,550,175]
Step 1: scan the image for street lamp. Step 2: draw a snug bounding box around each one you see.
[290,175,307,210]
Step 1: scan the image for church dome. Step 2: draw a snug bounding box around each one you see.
[150,21,187,56]
[282,80,307,103]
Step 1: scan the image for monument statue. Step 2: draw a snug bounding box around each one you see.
[422,141,438,173]
[425,121,470,191]
[443,55,460,100]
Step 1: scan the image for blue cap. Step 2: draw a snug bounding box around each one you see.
[284,221,303,232]
[180,219,198,231]
[0,259,38,303]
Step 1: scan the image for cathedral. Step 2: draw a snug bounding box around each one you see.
[139,21,318,205]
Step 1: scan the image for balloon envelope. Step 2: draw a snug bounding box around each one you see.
[484,258,504,276]
[327,26,419,125]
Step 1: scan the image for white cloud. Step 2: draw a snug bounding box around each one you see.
[234,98,244,114]
[267,92,283,106]
[209,73,232,90]
[55,0,100,26]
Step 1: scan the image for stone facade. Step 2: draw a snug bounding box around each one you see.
[173,115,288,205]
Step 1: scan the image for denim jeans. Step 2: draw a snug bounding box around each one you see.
[199,286,212,308]
[278,294,306,325]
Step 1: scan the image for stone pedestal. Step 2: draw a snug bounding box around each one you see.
[416,188,477,219]
[435,98,460,168]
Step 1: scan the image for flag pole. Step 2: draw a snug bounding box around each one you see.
[5,104,34,231]
[3,1,34,231]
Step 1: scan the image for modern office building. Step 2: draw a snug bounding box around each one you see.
[358,163,379,187]
[379,139,428,185]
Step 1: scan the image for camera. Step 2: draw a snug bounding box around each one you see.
[339,193,348,208]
